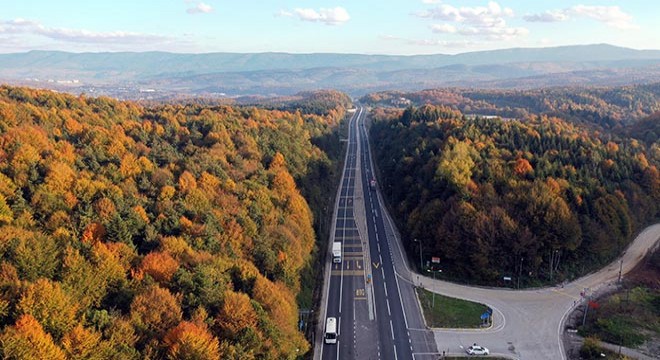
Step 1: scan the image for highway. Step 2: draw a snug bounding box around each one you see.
[316,106,437,360]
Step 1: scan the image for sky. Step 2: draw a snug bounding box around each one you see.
[1,0,658,55]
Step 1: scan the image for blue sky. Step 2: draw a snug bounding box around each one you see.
[0,1,657,54]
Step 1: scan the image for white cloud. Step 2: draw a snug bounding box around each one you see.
[421,0,443,4]
[458,26,529,41]
[524,5,638,30]
[186,2,213,14]
[416,4,461,21]
[415,1,526,41]
[0,18,169,44]
[275,10,293,17]
[523,10,568,23]
[431,24,456,34]
[284,7,350,26]
[381,34,478,48]
[569,5,638,30]
[416,1,514,27]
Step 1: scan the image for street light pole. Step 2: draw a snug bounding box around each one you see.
[427,267,441,325]
[432,269,436,309]
[414,238,423,272]
[518,257,524,289]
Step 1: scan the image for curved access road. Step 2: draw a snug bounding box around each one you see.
[409,223,660,359]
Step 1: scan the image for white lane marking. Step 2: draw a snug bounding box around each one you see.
[318,108,359,360]
[387,299,391,315]
[384,281,388,297]
[393,263,410,329]
[390,320,395,339]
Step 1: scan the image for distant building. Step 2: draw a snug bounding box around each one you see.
[392,97,412,107]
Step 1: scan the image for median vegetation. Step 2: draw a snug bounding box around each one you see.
[416,288,491,328]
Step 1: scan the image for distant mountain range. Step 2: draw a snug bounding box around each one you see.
[1,44,660,98]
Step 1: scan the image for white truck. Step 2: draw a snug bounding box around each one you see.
[332,241,342,263]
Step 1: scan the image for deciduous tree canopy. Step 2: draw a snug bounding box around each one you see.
[371,105,659,284]
[0,86,347,358]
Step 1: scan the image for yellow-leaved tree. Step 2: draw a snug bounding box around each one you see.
[0,314,66,360]
[164,321,221,360]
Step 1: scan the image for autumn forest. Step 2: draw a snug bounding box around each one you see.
[369,102,659,284]
[0,82,658,358]
[0,86,350,359]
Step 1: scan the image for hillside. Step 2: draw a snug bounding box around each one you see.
[2,44,660,98]
[362,83,660,130]
[369,105,659,284]
[0,86,348,358]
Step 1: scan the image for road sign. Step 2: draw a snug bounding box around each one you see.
[503,276,512,281]
[431,257,441,263]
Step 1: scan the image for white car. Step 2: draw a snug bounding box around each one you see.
[466,345,489,355]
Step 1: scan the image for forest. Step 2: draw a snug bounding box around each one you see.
[361,83,660,131]
[0,86,349,359]
[369,105,659,284]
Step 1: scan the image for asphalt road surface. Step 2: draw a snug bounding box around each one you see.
[315,107,437,360]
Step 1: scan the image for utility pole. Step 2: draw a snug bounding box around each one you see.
[618,258,623,284]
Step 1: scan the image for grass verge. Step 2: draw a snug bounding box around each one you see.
[416,287,491,328]
[578,286,658,347]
